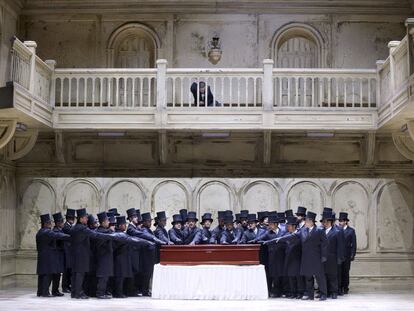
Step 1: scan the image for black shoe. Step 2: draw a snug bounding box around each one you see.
[142,291,151,297]
[62,288,71,294]
[97,294,111,299]
[296,294,303,299]
[302,296,314,300]
[338,289,344,296]
[74,294,89,299]
[331,293,338,299]
[40,294,54,298]
[52,291,64,297]
[344,289,349,294]
[319,295,327,301]
[113,294,127,298]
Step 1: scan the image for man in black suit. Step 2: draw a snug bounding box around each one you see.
[282,216,304,299]
[61,207,75,293]
[276,211,328,301]
[69,208,114,299]
[295,206,307,230]
[338,212,357,294]
[168,214,184,244]
[154,211,172,244]
[36,214,70,297]
[210,211,225,244]
[190,81,220,107]
[220,215,241,244]
[94,212,114,299]
[183,212,202,244]
[321,210,344,299]
[200,213,213,244]
[51,212,66,297]
[257,211,269,230]
[241,214,265,243]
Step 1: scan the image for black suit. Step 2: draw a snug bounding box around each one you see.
[200,227,212,244]
[341,226,357,292]
[283,232,305,297]
[51,226,66,295]
[168,227,184,245]
[279,226,328,298]
[69,222,113,298]
[210,225,224,244]
[61,221,72,291]
[94,226,114,297]
[220,228,241,244]
[154,226,170,244]
[36,227,70,296]
[183,227,202,244]
[324,226,345,296]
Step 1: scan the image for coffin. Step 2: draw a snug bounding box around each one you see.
[159,244,261,265]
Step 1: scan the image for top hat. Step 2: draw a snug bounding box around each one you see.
[286,216,298,226]
[76,208,87,218]
[52,212,63,223]
[40,213,51,224]
[257,211,268,222]
[97,211,108,223]
[108,214,116,225]
[179,209,188,221]
[247,213,257,223]
[285,209,294,217]
[240,210,249,219]
[277,212,286,222]
[108,208,120,216]
[116,216,127,226]
[338,212,349,222]
[87,214,96,227]
[201,213,213,223]
[187,211,198,222]
[141,212,152,222]
[217,211,226,220]
[234,213,241,223]
[171,214,183,225]
[296,206,307,216]
[224,215,234,224]
[136,209,142,222]
[268,215,279,223]
[322,207,333,214]
[224,210,233,217]
[156,211,167,221]
[305,211,317,221]
[320,210,335,222]
[65,208,76,218]
[126,208,137,219]
[268,211,278,218]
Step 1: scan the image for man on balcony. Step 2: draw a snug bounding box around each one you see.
[190,81,220,107]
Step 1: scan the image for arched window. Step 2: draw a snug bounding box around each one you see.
[272,23,324,68]
[107,23,160,68]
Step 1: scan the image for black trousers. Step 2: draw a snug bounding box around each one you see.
[84,272,97,297]
[288,276,305,295]
[326,273,338,295]
[96,276,109,297]
[341,259,351,291]
[62,268,71,290]
[37,274,52,296]
[71,272,85,297]
[337,264,342,292]
[126,273,140,295]
[114,276,125,296]
[137,272,152,294]
[305,274,327,298]
[271,276,284,296]
[51,273,61,294]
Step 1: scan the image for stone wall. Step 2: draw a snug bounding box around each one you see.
[12,176,414,287]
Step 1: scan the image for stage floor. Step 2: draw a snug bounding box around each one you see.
[0,287,413,311]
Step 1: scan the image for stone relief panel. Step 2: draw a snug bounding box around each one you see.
[152,181,188,229]
[242,181,280,214]
[63,179,100,216]
[198,181,233,221]
[333,181,370,251]
[0,175,16,250]
[19,180,55,249]
[287,181,324,215]
[377,182,414,252]
[106,180,145,216]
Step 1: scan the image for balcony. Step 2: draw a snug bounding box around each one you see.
[1,28,413,132]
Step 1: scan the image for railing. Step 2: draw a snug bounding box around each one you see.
[10,38,53,104]
[273,69,377,108]
[54,69,157,108]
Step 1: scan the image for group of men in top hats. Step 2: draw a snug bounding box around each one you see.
[36,205,356,301]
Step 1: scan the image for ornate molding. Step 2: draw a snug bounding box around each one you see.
[0,120,17,150]
[6,129,38,161]
[392,120,414,161]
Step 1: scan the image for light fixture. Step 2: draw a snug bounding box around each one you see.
[16,122,27,132]
[97,132,126,137]
[306,132,335,138]
[207,36,222,65]
[400,123,408,133]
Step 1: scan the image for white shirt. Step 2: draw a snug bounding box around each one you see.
[299,220,305,228]
[325,226,332,235]
[343,225,348,231]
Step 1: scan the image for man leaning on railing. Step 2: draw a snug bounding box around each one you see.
[190,81,221,107]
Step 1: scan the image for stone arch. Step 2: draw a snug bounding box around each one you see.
[241,180,281,214]
[271,23,325,68]
[196,180,235,221]
[332,180,370,251]
[107,22,160,68]
[286,180,325,215]
[63,178,101,215]
[19,179,56,249]
[105,179,146,215]
[376,181,413,252]
[151,180,190,229]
